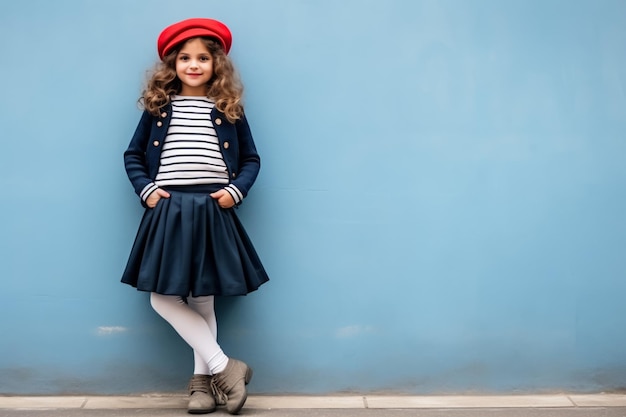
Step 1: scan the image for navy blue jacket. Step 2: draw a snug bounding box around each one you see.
[124,103,260,204]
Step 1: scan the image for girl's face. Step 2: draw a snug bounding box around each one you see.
[175,38,214,96]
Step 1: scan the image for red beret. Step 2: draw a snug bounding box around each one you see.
[157,18,232,59]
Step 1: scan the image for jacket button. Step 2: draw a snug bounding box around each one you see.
[153,141,159,147]
[232,172,237,178]
[215,118,222,125]
[161,112,167,118]
[223,141,230,149]
[157,121,163,127]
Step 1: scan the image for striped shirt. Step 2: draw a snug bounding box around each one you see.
[140,96,242,204]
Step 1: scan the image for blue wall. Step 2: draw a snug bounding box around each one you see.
[1,0,625,394]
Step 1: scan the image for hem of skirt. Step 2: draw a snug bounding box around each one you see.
[121,280,268,297]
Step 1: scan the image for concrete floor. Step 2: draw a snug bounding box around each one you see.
[1,394,626,417]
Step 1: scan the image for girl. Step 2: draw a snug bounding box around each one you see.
[121,18,269,415]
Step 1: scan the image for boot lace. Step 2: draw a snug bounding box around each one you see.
[188,375,209,394]
[209,377,228,405]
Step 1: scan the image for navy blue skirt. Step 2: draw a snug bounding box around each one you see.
[121,184,269,297]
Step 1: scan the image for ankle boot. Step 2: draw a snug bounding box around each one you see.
[211,359,253,415]
[187,374,216,414]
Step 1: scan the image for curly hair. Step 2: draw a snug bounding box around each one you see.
[140,37,244,123]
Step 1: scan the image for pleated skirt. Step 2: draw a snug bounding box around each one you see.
[121,185,269,297]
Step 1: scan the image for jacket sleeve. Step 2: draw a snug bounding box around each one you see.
[230,112,261,200]
[123,110,155,201]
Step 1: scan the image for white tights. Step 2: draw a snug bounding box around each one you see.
[150,293,229,375]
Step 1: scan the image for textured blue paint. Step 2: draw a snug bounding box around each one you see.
[1,0,625,394]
